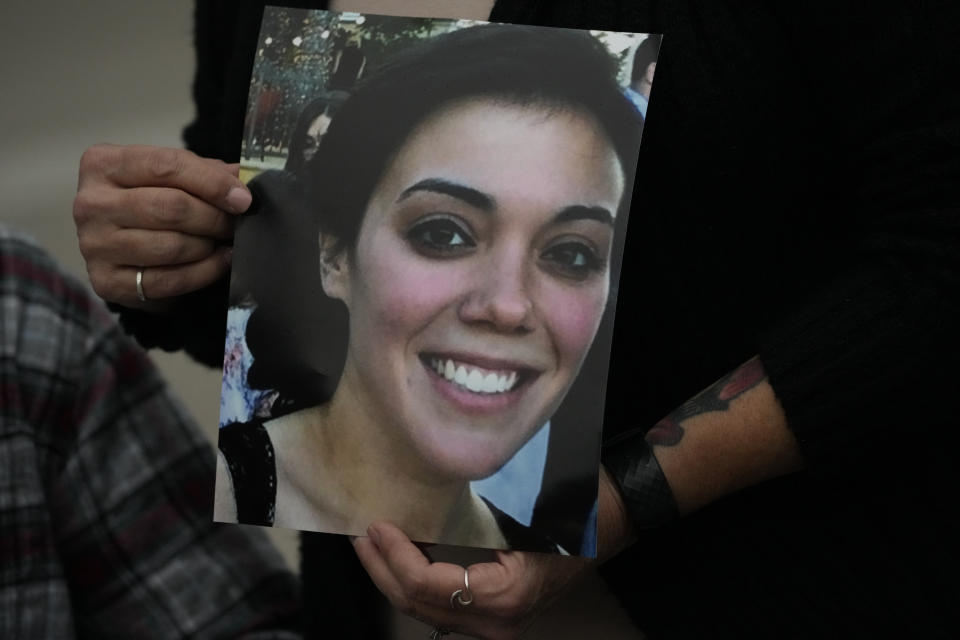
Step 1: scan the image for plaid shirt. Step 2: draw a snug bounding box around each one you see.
[0,226,300,639]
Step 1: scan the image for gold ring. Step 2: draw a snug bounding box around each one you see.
[136,268,147,302]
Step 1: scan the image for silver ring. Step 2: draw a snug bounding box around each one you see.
[429,626,450,639]
[450,567,474,609]
[136,268,147,302]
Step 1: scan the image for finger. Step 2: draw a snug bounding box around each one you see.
[117,187,235,239]
[136,248,233,300]
[474,550,589,619]
[353,533,492,637]
[104,229,218,267]
[461,558,514,602]
[75,183,234,240]
[370,523,470,604]
[352,535,410,608]
[369,523,460,591]
[198,157,242,178]
[77,222,216,272]
[352,533,455,626]
[88,145,252,213]
[91,248,232,304]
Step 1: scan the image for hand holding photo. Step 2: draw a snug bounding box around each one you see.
[216,7,658,556]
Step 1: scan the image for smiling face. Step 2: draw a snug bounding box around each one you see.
[321,99,625,480]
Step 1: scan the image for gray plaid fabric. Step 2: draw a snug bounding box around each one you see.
[0,226,301,639]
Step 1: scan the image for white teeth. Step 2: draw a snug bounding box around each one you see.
[429,357,522,395]
[466,369,484,392]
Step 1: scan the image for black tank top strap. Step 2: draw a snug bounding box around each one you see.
[218,419,277,526]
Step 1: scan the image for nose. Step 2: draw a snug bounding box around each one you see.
[458,246,534,334]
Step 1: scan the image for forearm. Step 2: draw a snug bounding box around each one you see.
[594,467,636,562]
[603,357,804,531]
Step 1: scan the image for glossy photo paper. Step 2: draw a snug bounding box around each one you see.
[216,6,659,556]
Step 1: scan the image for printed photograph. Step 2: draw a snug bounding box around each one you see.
[215,6,659,556]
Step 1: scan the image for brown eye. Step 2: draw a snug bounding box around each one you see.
[407,217,476,255]
[541,241,604,280]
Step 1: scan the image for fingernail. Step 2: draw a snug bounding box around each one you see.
[367,524,381,548]
[225,186,252,213]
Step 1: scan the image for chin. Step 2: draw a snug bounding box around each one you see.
[421,439,516,482]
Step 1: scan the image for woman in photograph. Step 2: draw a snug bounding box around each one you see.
[214,24,641,554]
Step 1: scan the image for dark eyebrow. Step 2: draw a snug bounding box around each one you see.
[398,178,614,226]
[554,205,615,227]
[397,178,495,211]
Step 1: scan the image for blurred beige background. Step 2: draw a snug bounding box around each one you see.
[1,1,641,637]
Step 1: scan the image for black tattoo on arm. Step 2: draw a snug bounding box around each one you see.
[645,357,768,447]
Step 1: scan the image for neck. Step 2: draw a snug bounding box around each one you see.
[297,363,479,541]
